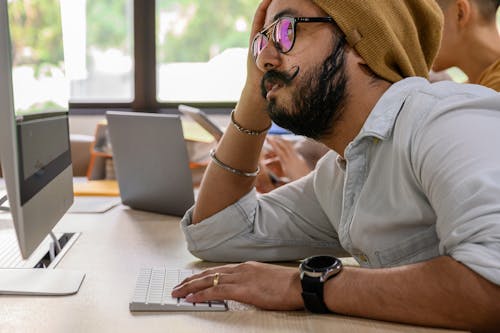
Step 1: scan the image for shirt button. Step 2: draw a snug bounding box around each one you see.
[357,253,369,264]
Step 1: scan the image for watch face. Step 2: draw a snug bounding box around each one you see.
[303,256,340,271]
[300,255,342,282]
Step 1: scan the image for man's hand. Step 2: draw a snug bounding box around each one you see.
[236,0,272,117]
[172,261,304,311]
[245,0,272,90]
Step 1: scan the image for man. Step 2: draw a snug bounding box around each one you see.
[173,0,500,331]
[433,0,500,91]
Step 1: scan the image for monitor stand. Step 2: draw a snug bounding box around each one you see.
[0,269,85,295]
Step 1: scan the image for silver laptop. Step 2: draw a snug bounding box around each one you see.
[178,104,223,142]
[106,111,194,216]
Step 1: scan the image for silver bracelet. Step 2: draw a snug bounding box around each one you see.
[209,149,259,177]
[230,110,272,136]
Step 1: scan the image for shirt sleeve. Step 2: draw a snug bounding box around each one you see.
[413,92,500,285]
[180,172,347,262]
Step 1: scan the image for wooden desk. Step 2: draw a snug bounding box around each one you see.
[0,205,466,333]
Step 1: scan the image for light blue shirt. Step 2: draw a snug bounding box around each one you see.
[181,77,500,286]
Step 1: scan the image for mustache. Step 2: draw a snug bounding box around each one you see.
[260,66,300,98]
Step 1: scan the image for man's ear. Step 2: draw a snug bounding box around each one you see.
[455,0,472,28]
[346,47,375,78]
[347,47,367,66]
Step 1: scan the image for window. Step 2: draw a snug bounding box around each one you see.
[8,0,68,114]
[156,0,258,103]
[9,0,260,112]
[14,1,495,110]
[65,0,134,103]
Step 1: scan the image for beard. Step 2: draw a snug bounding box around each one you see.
[260,36,348,140]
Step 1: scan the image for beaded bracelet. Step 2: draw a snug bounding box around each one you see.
[230,110,272,136]
[209,149,259,177]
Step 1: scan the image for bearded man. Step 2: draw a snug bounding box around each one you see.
[172,1,500,331]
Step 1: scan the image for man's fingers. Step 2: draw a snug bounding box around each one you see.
[175,265,237,287]
[172,272,236,299]
[172,273,217,298]
[250,0,272,38]
[185,283,239,303]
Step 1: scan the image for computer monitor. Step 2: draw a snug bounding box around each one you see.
[0,0,84,295]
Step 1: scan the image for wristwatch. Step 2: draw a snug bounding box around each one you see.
[299,255,343,313]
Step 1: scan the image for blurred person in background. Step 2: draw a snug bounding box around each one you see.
[433,0,500,90]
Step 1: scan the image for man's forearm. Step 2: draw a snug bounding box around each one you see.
[192,86,270,224]
[326,256,500,332]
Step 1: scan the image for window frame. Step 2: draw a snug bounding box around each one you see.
[69,0,238,114]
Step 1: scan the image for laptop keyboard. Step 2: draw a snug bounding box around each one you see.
[130,267,228,312]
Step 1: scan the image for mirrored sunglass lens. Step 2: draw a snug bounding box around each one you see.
[275,18,293,52]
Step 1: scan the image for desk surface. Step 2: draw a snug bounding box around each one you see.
[0,204,465,333]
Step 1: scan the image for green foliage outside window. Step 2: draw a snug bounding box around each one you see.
[86,0,130,51]
[8,0,258,74]
[8,0,64,76]
[157,0,259,63]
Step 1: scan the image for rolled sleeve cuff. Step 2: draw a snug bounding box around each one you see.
[180,189,257,253]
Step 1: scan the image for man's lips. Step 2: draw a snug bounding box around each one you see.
[264,79,283,99]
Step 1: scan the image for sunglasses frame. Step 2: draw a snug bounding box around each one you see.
[252,16,334,62]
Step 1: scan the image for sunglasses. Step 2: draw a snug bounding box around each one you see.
[251,16,334,62]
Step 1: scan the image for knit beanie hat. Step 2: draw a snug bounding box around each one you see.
[312,0,443,83]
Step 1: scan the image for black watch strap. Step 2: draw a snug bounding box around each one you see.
[301,275,330,313]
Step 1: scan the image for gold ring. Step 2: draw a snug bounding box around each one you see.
[213,272,220,287]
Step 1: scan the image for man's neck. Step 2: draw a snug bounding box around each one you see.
[458,26,500,83]
[320,79,392,158]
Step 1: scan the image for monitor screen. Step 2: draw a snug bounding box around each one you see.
[0,0,83,295]
[17,114,72,206]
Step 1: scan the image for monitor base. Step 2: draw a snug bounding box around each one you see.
[0,269,85,295]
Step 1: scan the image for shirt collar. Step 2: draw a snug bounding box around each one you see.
[355,77,428,142]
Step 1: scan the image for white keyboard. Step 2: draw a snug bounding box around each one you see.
[0,189,8,211]
[0,230,79,269]
[0,229,53,268]
[130,267,228,312]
